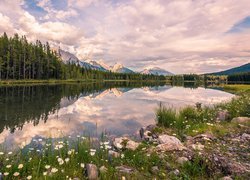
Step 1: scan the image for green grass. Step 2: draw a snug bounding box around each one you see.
[156,90,250,137]
[223,84,250,93]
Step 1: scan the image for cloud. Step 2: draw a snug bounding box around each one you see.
[0,0,250,73]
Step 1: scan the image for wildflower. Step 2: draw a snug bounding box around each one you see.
[5,158,9,161]
[27,175,32,179]
[58,158,64,165]
[6,165,11,168]
[4,172,9,176]
[43,172,47,176]
[77,135,80,138]
[80,163,85,168]
[8,152,12,155]
[104,141,109,145]
[122,176,126,180]
[0,152,4,155]
[45,165,51,169]
[38,139,43,142]
[13,172,20,176]
[65,158,70,163]
[51,168,58,173]
[105,145,111,150]
[81,136,86,140]
[90,151,95,156]
[18,164,24,169]
[121,154,125,159]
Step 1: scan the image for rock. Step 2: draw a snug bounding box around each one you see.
[170,169,180,176]
[151,166,159,174]
[156,135,186,151]
[99,166,108,173]
[108,150,120,158]
[126,140,140,150]
[177,157,188,165]
[220,176,233,180]
[116,165,134,174]
[113,137,139,151]
[145,124,156,131]
[139,128,144,139]
[191,143,204,151]
[232,117,250,123]
[216,110,230,121]
[85,164,98,180]
[241,133,250,140]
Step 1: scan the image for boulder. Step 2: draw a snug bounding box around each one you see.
[113,137,139,151]
[216,110,230,121]
[85,164,98,180]
[231,117,250,123]
[108,150,120,158]
[156,135,186,151]
[116,165,134,174]
[241,133,250,140]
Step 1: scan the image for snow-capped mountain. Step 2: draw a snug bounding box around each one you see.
[111,63,134,73]
[59,49,79,64]
[85,60,109,72]
[141,67,173,76]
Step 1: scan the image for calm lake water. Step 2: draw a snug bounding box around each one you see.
[0,82,234,149]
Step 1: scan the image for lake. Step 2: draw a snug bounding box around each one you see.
[0,82,234,149]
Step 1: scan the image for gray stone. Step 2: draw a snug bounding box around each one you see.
[232,117,250,123]
[156,135,186,151]
[145,124,156,131]
[170,169,180,176]
[86,164,98,180]
[151,166,159,174]
[177,157,188,165]
[220,176,233,180]
[241,133,250,140]
[216,110,230,121]
[116,165,134,174]
[108,150,120,158]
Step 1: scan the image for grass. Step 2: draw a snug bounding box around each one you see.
[223,84,250,93]
[156,87,250,138]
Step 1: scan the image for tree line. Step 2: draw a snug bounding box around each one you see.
[227,72,250,82]
[0,33,166,81]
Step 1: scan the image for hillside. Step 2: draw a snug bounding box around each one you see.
[209,63,250,75]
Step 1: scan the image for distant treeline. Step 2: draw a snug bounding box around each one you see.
[168,73,250,83]
[0,33,166,81]
[227,72,250,82]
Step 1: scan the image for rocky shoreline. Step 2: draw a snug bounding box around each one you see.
[84,117,250,179]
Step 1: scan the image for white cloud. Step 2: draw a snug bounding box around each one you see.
[0,0,250,73]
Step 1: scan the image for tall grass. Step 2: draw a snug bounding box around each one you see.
[156,91,250,136]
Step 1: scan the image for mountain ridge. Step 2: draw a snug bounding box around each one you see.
[208,62,250,75]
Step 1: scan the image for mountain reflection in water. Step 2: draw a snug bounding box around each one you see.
[0,82,234,149]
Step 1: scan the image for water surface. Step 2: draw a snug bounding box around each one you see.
[0,82,234,149]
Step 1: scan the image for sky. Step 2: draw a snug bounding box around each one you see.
[0,0,250,74]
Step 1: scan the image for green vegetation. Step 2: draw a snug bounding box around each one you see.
[156,86,250,137]
[0,32,166,82]
[223,84,250,93]
[227,72,250,82]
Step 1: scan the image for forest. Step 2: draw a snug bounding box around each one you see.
[0,33,166,81]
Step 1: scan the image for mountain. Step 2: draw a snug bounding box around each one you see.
[86,60,109,71]
[141,67,173,76]
[209,63,250,75]
[58,49,106,71]
[59,49,79,64]
[111,63,134,73]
